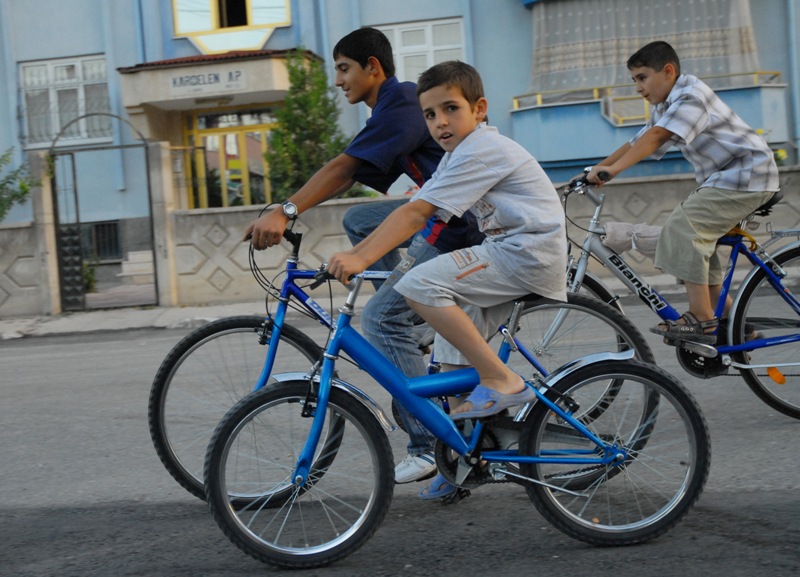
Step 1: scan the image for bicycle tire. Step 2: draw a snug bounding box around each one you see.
[148,315,323,500]
[520,359,710,546]
[205,381,395,569]
[730,245,800,419]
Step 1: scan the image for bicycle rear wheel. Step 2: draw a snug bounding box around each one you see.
[148,316,322,500]
[205,381,395,569]
[731,245,800,419]
[520,360,710,546]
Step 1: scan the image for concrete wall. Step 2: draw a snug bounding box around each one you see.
[1,154,798,317]
[168,197,377,305]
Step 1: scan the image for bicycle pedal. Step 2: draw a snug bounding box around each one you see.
[676,340,718,358]
[440,487,471,506]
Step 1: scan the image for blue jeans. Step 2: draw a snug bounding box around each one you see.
[343,198,411,278]
[344,200,438,455]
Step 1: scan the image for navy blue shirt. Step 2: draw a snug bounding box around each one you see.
[344,76,483,252]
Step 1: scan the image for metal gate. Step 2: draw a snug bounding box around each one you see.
[49,114,156,311]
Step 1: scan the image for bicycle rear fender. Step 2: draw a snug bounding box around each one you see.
[271,371,397,432]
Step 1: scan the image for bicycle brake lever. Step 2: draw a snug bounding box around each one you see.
[310,266,334,290]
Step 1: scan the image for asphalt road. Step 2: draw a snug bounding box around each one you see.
[1,301,798,577]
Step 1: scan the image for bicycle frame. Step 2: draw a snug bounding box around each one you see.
[292,274,632,486]
[251,244,390,393]
[568,184,800,357]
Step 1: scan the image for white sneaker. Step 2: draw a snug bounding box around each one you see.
[394,452,437,484]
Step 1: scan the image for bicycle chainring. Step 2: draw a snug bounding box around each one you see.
[676,345,728,378]
[434,416,521,489]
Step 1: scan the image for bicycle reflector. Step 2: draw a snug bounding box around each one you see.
[767,366,787,385]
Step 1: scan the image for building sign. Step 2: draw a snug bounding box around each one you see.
[169,69,247,96]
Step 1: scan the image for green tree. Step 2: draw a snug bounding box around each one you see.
[266,49,373,202]
[0,148,34,222]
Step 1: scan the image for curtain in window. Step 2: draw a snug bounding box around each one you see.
[529,0,759,98]
[20,57,112,145]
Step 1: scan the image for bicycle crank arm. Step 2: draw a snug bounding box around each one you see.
[678,341,718,358]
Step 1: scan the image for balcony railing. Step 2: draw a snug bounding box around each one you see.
[513,71,783,127]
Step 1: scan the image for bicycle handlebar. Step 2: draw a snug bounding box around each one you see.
[565,170,611,193]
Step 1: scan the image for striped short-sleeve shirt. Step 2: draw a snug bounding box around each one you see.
[631,74,779,192]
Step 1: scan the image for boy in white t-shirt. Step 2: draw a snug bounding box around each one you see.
[327,60,566,420]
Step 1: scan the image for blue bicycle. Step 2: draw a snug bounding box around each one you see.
[150,229,655,501]
[203,244,710,569]
[563,173,800,419]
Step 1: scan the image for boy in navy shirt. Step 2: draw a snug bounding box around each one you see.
[245,28,481,498]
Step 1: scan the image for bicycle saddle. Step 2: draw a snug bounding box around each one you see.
[753,190,783,217]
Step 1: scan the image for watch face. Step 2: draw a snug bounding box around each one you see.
[282,202,298,217]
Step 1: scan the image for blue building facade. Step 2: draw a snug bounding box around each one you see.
[0,0,797,313]
[1,0,797,221]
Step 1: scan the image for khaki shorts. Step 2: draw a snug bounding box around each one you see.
[654,187,775,285]
[394,245,529,365]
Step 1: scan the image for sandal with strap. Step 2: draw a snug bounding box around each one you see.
[450,384,536,420]
[418,472,457,501]
[650,312,718,344]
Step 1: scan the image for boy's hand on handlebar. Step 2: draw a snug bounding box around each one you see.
[587,166,614,186]
[327,251,368,285]
[244,208,290,250]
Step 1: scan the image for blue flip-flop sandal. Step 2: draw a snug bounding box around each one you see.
[418,472,457,500]
[451,383,536,420]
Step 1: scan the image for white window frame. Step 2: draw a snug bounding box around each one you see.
[19,55,113,149]
[378,18,465,83]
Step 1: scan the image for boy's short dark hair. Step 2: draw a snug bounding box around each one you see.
[627,41,681,75]
[332,27,396,77]
[416,60,484,105]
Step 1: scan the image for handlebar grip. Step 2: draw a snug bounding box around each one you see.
[597,171,611,182]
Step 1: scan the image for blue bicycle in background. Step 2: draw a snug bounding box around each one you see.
[563,173,800,419]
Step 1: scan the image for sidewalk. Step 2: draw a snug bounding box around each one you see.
[0,301,271,340]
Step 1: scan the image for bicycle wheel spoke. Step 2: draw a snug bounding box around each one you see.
[733,246,800,419]
[205,382,394,569]
[520,361,709,546]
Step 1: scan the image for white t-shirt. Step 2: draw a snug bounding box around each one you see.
[411,123,567,300]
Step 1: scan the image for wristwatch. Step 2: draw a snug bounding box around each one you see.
[280,201,298,220]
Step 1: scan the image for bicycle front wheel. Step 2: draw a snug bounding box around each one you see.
[731,245,800,419]
[520,360,710,546]
[148,315,322,500]
[205,381,395,569]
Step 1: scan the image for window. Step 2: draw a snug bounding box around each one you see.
[172,0,291,53]
[20,56,112,147]
[378,19,464,82]
[81,220,121,261]
[218,0,247,28]
[527,0,760,96]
